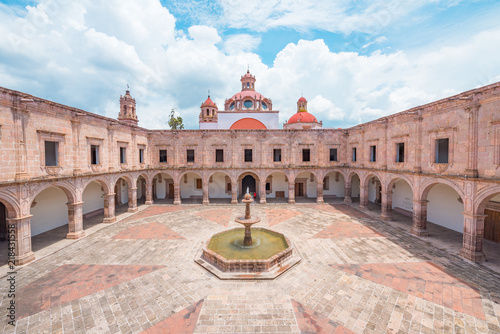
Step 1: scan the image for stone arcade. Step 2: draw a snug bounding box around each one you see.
[1,74,500,266]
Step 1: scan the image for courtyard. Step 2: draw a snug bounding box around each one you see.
[1,201,500,334]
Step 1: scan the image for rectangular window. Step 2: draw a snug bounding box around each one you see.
[139,149,144,163]
[302,149,311,162]
[196,178,202,189]
[273,149,282,162]
[352,147,357,162]
[329,148,337,162]
[91,145,99,165]
[266,182,271,191]
[244,149,252,162]
[226,182,232,192]
[396,143,405,163]
[45,141,58,166]
[216,149,224,162]
[120,147,126,164]
[370,145,377,162]
[159,150,167,163]
[436,138,449,163]
[323,176,329,190]
[187,149,195,163]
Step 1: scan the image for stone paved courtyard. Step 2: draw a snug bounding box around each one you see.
[1,203,500,334]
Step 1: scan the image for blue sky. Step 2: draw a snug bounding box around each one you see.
[1,0,500,129]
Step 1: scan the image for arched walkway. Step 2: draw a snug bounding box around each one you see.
[208,172,232,204]
[264,171,289,203]
[323,171,345,203]
[294,171,317,203]
[152,172,175,204]
[82,180,105,230]
[237,172,260,200]
[179,172,204,204]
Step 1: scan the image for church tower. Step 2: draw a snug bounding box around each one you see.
[297,96,307,112]
[199,94,218,125]
[118,90,138,126]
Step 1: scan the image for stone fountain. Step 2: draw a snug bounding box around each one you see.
[195,191,301,280]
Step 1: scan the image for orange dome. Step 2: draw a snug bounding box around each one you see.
[230,118,267,130]
[287,112,318,124]
[298,97,307,102]
[201,96,217,108]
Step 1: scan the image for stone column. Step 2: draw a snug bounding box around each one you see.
[460,212,486,262]
[316,181,324,204]
[103,193,116,223]
[127,187,138,213]
[173,181,181,205]
[202,180,209,205]
[231,182,238,204]
[380,191,393,221]
[67,202,85,239]
[344,182,352,204]
[359,185,369,211]
[260,180,267,204]
[411,200,429,236]
[145,182,154,205]
[7,216,35,265]
[288,181,295,204]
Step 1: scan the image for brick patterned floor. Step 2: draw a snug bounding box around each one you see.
[194,208,234,227]
[17,264,164,319]
[113,222,185,240]
[264,208,302,227]
[141,299,204,334]
[3,203,500,334]
[292,299,355,334]
[331,262,486,320]
[312,220,382,239]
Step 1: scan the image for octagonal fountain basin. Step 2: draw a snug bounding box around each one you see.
[195,227,301,280]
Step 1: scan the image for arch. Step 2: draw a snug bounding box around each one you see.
[134,173,150,185]
[347,170,361,184]
[208,170,233,184]
[475,185,500,214]
[263,169,291,182]
[295,170,319,181]
[0,193,20,218]
[361,171,383,189]
[82,177,111,195]
[324,168,348,184]
[419,178,465,203]
[264,171,290,201]
[151,170,175,182]
[323,170,346,198]
[30,182,76,207]
[385,174,414,194]
[112,174,133,189]
[178,170,203,183]
[230,118,267,130]
[237,171,261,182]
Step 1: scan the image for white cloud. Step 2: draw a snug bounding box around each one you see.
[0,0,499,131]
[223,34,262,54]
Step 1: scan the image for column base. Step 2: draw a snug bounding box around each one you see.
[103,217,116,224]
[380,214,393,221]
[231,199,238,204]
[459,248,486,262]
[259,199,267,204]
[173,200,181,205]
[288,199,295,204]
[202,200,210,205]
[67,231,85,239]
[145,200,154,205]
[127,207,138,213]
[14,251,35,266]
[359,205,369,211]
[316,199,324,204]
[411,227,429,237]
[343,197,352,204]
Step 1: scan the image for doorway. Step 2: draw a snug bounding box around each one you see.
[295,182,305,197]
[168,183,174,199]
[485,209,500,243]
[0,202,6,241]
[242,175,256,195]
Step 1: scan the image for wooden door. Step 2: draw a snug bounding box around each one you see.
[168,183,174,199]
[484,209,500,243]
[295,183,304,197]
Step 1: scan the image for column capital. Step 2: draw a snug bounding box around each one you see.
[67,201,84,207]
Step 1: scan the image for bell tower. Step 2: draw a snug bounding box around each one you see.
[199,94,218,124]
[297,96,307,112]
[118,89,138,126]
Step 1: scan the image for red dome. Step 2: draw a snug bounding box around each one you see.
[201,96,217,108]
[298,97,307,102]
[230,90,266,101]
[287,112,318,124]
[230,118,267,130]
